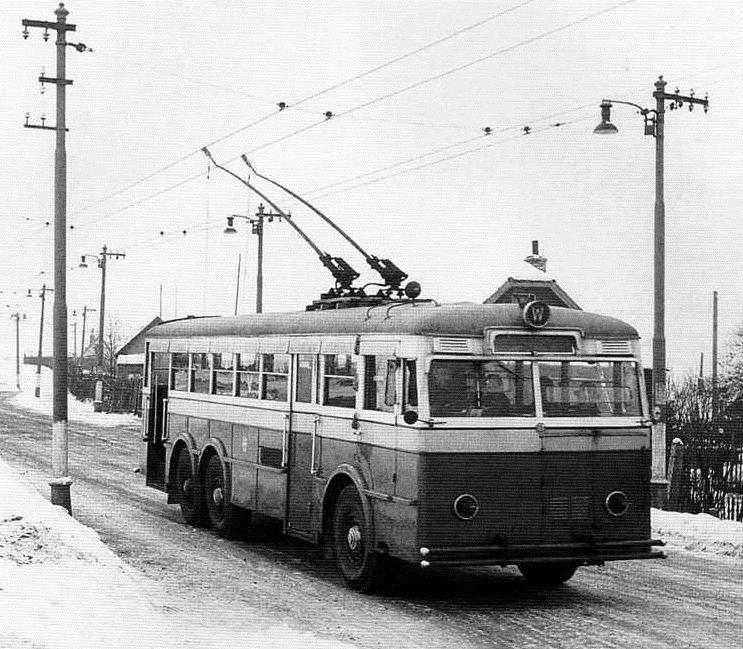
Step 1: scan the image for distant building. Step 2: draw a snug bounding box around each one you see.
[484,240,581,310]
[115,317,163,379]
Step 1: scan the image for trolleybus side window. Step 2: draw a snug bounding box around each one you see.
[323,354,357,408]
[262,353,289,401]
[539,360,640,417]
[212,353,235,396]
[191,353,210,393]
[236,353,260,399]
[171,353,189,391]
[428,360,534,417]
[295,354,315,403]
[363,355,396,412]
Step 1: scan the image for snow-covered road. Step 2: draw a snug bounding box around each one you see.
[1,364,742,648]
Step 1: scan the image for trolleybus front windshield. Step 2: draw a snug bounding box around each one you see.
[428,359,641,418]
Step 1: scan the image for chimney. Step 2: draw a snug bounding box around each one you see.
[524,240,547,273]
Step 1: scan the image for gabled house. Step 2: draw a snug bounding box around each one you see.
[115,317,163,379]
[483,241,581,310]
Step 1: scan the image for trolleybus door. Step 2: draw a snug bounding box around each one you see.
[287,354,318,536]
[145,351,169,490]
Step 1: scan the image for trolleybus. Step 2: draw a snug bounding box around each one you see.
[140,298,665,591]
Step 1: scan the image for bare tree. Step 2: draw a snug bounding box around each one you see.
[103,318,123,377]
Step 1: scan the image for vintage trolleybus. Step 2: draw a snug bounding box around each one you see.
[140,299,664,591]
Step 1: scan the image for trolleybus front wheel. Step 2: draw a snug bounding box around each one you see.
[203,454,235,537]
[518,562,578,586]
[332,485,382,593]
[174,447,203,527]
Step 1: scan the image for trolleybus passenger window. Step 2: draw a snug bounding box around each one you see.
[363,356,395,412]
[170,353,189,391]
[538,361,640,417]
[262,353,289,401]
[236,353,260,399]
[428,360,534,417]
[296,355,315,403]
[191,353,210,393]
[212,353,235,396]
[323,354,357,408]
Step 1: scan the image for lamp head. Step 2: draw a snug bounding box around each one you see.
[594,100,618,134]
[223,216,237,234]
[79,255,88,268]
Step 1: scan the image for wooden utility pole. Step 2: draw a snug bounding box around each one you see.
[23,2,90,513]
[79,305,95,366]
[10,312,25,391]
[34,285,54,398]
[712,291,719,425]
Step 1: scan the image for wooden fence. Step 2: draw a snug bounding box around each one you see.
[667,435,743,522]
[68,373,142,416]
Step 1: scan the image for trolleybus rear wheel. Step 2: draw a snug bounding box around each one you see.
[518,562,578,586]
[174,448,202,526]
[332,485,382,593]
[203,454,235,537]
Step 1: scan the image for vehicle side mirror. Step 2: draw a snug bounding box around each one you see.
[403,410,418,425]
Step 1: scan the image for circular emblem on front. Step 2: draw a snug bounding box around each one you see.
[522,300,551,328]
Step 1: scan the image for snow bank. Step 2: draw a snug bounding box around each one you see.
[652,508,743,559]
[2,363,140,429]
[0,456,356,648]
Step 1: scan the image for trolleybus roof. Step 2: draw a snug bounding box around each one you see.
[146,302,638,340]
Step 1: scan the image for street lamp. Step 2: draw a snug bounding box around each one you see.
[595,75,708,507]
[225,204,285,314]
[79,245,125,373]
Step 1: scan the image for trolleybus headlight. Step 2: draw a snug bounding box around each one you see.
[453,494,480,520]
[604,490,630,517]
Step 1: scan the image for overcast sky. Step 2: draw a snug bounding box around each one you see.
[1,0,741,377]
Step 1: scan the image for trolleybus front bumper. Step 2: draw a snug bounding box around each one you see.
[418,538,666,568]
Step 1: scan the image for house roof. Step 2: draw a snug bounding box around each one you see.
[484,277,581,310]
[115,317,163,357]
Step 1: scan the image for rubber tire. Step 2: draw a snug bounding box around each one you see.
[174,447,203,526]
[518,562,578,586]
[332,485,382,593]
[203,454,235,537]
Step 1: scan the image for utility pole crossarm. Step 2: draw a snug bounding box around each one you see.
[22,18,76,31]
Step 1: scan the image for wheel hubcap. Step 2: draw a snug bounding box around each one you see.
[212,486,224,508]
[346,523,362,553]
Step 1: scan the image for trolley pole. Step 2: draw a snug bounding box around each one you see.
[22,3,89,514]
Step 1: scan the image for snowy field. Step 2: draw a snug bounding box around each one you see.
[0,361,140,430]
[0,360,741,647]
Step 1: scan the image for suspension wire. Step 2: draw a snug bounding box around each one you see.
[70,1,537,218]
[291,0,537,109]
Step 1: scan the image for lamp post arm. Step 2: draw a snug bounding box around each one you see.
[603,99,654,115]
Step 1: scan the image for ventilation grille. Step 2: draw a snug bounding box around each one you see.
[433,337,474,354]
[548,496,589,521]
[598,340,632,355]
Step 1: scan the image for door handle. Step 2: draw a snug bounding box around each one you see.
[281,413,289,469]
[310,415,320,475]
